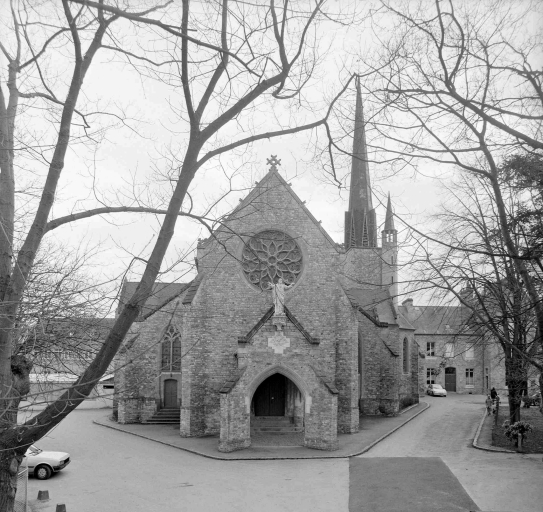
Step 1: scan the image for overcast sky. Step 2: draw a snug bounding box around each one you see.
[2,0,540,310]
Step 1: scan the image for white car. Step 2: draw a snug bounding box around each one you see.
[426,384,447,397]
[23,445,71,480]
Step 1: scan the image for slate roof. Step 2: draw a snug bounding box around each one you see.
[345,288,415,330]
[397,304,472,335]
[238,306,319,345]
[310,366,339,394]
[118,280,192,320]
[219,368,247,394]
[181,275,204,305]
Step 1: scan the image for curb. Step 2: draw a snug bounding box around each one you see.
[472,408,516,454]
[350,401,430,457]
[93,401,431,461]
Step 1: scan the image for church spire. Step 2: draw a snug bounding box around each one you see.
[384,193,395,232]
[344,77,377,249]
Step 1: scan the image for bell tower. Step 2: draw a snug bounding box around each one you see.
[381,194,398,304]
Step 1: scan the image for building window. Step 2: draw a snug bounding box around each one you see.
[465,344,474,359]
[465,368,474,386]
[444,343,454,358]
[161,325,182,372]
[426,342,435,357]
[427,368,436,385]
[403,338,409,374]
[241,230,303,289]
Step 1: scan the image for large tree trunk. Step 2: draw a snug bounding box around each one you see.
[505,355,524,424]
[0,451,24,512]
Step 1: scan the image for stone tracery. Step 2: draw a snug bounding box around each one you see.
[241,230,303,289]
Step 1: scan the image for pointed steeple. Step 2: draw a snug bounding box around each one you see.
[382,193,397,246]
[348,78,373,213]
[384,193,395,231]
[345,77,377,249]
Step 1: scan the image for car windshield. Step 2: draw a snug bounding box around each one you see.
[27,445,42,455]
[432,385,444,389]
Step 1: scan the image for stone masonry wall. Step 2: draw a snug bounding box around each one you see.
[186,171,357,443]
[116,304,182,424]
[421,334,485,394]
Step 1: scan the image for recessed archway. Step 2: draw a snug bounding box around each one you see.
[248,365,309,441]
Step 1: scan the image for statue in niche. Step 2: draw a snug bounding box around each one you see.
[264,278,293,316]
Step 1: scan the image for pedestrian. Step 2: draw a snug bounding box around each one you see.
[490,387,497,400]
[485,395,493,415]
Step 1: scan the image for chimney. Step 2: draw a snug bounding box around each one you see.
[402,298,414,313]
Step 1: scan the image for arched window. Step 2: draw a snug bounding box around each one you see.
[402,338,409,374]
[161,325,181,372]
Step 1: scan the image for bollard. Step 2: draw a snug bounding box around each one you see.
[56,505,67,512]
[37,490,49,501]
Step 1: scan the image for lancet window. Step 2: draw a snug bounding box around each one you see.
[161,325,182,372]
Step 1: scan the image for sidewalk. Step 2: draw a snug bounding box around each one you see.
[94,401,429,460]
[473,408,524,453]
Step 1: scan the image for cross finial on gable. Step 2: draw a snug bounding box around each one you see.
[267,155,281,172]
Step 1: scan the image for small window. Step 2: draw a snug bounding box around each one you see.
[465,344,474,359]
[426,368,436,385]
[444,343,454,358]
[465,368,474,386]
[403,338,409,374]
[426,342,435,357]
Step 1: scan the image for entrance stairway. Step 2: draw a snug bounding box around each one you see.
[146,408,180,425]
[251,416,303,435]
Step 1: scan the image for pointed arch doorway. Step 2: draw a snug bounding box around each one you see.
[250,371,305,441]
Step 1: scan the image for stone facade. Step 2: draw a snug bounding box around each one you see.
[114,166,422,452]
[115,85,424,452]
[399,298,508,395]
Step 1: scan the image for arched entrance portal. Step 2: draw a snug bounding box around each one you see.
[250,373,304,434]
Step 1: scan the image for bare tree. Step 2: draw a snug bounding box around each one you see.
[0,1,352,508]
[355,0,543,413]
[410,171,542,422]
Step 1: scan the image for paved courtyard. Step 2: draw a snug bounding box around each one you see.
[26,394,543,512]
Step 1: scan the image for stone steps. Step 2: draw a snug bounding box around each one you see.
[251,416,303,434]
[146,408,180,425]
[252,427,304,434]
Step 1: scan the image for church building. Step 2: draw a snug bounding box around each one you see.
[114,84,422,452]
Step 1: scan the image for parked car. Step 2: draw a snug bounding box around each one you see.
[23,445,70,480]
[524,392,541,407]
[426,384,447,397]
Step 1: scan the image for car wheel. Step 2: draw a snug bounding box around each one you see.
[35,465,52,480]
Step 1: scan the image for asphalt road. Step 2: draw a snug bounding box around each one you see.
[25,395,543,512]
[358,393,543,512]
[27,409,348,512]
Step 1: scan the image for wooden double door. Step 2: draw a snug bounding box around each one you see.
[254,374,286,416]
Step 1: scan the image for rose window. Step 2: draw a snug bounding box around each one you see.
[241,230,303,289]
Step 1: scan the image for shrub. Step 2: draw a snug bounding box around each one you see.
[400,396,415,409]
[502,420,533,444]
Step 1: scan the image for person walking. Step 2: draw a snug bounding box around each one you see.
[490,387,497,400]
[485,395,493,415]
